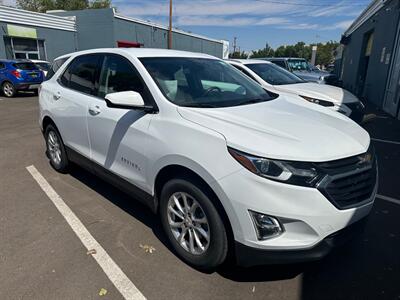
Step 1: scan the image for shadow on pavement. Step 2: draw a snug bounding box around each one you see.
[301,200,400,300]
[68,164,171,250]
[67,163,399,299]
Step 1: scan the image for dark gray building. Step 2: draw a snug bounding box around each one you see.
[337,0,400,119]
[0,5,77,61]
[0,6,228,62]
[52,8,227,58]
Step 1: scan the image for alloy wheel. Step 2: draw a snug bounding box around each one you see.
[3,82,14,97]
[167,192,210,255]
[47,131,62,166]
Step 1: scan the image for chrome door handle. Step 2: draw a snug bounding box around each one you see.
[53,92,61,100]
[89,105,101,116]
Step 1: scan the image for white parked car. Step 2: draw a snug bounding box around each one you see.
[30,59,51,77]
[227,59,365,123]
[39,48,377,269]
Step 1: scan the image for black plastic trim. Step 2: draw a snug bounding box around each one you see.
[235,218,367,267]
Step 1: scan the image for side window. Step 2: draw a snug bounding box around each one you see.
[232,65,256,81]
[98,54,145,99]
[59,54,100,95]
[68,55,100,95]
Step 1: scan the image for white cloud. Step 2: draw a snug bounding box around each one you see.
[256,17,290,26]
[118,0,307,17]
[174,16,292,27]
[176,16,256,27]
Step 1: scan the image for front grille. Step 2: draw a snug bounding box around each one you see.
[316,147,377,210]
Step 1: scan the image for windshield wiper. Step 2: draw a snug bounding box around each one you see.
[234,98,265,106]
[183,103,217,108]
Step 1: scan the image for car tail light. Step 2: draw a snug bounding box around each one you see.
[11,70,21,78]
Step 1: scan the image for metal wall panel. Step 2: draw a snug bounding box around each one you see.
[0,5,76,32]
[340,0,400,107]
[0,22,77,60]
[53,9,115,50]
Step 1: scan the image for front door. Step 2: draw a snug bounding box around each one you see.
[87,54,154,191]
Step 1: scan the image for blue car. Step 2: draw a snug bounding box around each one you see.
[0,59,44,97]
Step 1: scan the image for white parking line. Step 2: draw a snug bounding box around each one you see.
[26,165,146,300]
[371,138,400,145]
[377,194,400,206]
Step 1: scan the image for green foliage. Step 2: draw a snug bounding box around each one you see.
[250,43,274,58]
[229,51,248,59]
[16,0,111,12]
[247,41,339,66]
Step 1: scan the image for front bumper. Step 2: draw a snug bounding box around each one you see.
[213,166,376,257]
[332,101,365,123]
[235,217,367,266]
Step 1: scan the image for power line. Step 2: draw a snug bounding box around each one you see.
[242,0,370,7]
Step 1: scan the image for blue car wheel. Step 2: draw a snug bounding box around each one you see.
[2,81,15,97]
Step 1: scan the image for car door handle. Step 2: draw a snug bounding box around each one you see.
[88,105,101,116]
[53,92,61,100]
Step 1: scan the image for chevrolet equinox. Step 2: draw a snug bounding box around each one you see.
[39,48,378,270]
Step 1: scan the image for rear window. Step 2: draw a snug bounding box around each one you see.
[13,63,37,70]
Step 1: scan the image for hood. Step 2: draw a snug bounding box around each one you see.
[275,82,359,104]
[177,95,369,162]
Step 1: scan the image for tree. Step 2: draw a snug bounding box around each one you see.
[16,0,111,12]
[229,51,248,59]
[250,42,274,58]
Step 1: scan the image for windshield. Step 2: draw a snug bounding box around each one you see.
[140,57,275,108]
[13,62,37,70]
[287,59,310,71]
[246,63,304,85]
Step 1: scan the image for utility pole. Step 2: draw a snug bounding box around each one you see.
[233,37,237,53]
[168,0,173,49]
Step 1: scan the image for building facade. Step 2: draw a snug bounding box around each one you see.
[337,0,400,119]
[0,6,77,61]
[0,6,227,63]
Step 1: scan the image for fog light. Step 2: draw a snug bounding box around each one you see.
[249,211,284,240]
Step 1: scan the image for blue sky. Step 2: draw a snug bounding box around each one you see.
[111,0,371,51]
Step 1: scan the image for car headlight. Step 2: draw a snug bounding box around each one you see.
[228,148,322,187]
[300,95,334,107]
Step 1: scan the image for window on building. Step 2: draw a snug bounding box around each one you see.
[3,37,46,60]
[98,54,145,98]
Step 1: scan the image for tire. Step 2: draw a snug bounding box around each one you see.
[45,124,69,173]
[2,81,15,98]
[160,178,228,270]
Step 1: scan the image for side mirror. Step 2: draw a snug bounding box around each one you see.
[105,91,156,112]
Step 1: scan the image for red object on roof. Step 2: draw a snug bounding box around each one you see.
[117,40,143,48]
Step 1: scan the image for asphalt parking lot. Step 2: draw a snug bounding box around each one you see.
[1,95,399,300]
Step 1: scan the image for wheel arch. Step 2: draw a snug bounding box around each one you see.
[153,163,235,255]
[42,115,57,133]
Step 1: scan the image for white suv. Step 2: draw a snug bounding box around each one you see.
[39,48,377,269]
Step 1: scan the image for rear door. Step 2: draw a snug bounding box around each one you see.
[51,54,102,158]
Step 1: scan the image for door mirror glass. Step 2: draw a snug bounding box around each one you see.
[105,91,147,109]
